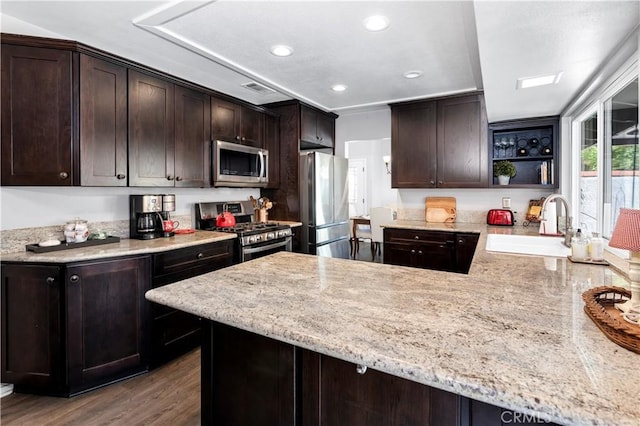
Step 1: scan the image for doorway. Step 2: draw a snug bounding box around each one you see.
[348,158,367,217]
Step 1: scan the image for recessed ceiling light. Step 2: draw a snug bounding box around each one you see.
[517,72,563,89]
[363,15,390,32]
[270,45,293,57]
[331,84,347,92]
[404,70,423,79]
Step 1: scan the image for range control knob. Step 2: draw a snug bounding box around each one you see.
[249,235,257,244]
[267,232,275,240]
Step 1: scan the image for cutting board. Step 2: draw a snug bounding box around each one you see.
[425,197,457,223]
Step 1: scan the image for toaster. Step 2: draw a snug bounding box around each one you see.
[487,209,515,226]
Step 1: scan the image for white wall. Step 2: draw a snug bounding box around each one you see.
[0,187,259,230]
[345,138,396,210]
[335,106,555,218]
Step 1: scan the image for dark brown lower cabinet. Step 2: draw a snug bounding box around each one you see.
[384,229,479,274]
[1,256,150,396]
[150,240,235,367]
[201,320,558,426]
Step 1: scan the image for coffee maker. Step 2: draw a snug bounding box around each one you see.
[130,194,175,239]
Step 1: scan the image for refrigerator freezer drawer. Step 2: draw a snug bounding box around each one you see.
[311,222,350,245]
[315,238,351,259]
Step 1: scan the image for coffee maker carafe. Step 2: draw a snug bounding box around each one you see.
[130,195,164,239]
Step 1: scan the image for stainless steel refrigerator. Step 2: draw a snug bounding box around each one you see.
[299,152,351,258]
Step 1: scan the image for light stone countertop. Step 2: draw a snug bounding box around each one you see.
[0,220,302,263]
[0,231,237,263]
[146,223,640,426]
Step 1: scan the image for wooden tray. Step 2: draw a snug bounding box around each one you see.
[568,256,610,266]
[26,236,121,253]
[582,286,640,354]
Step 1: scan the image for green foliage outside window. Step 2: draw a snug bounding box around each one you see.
[582,143,639,172]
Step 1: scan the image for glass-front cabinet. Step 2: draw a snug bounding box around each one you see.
[488,116,560,188]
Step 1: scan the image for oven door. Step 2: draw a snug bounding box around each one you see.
[241,237,292,262]
[213,140,268,187]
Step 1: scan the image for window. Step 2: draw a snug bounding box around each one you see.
[573,69,639,242]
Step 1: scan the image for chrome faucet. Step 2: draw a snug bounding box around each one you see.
[540,194,573,247]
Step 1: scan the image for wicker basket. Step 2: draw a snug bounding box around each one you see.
[582,286,640,354]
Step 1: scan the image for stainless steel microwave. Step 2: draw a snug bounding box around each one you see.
[213,140,268,187]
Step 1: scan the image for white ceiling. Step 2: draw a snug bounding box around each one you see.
[1,1,638,122]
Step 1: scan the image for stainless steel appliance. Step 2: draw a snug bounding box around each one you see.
[212,140,268,187]
[299,152,350,258]
[130,194,176,239]
[195,201,292,262]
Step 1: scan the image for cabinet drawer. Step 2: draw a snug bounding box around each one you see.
[384,229,454,244]
[152,240,235,286]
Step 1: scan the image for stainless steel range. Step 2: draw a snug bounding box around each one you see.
[195,201,292,262]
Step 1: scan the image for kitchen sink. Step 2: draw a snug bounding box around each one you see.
[485,234,571,257]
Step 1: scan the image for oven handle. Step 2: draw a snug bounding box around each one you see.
[243,238,290,254]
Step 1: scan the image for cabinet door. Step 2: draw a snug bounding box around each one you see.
[300,105,318,144]
[264,114,280,188]
[1,45,73,186]
[240,106,264,147]
[391,102,437,188]
[455,232,480,274]
[174,85,210,187]
[302,351,460,426]
[211,97,241,142]
[128,70,175,186]
[201,321,296,425]
[66,256,150,393]
[436,94,488,188]
[316,111,335,148]
[1,264,63,393]
[80,54,128,186]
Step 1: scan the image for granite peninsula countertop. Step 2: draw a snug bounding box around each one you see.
[146,223,640,426]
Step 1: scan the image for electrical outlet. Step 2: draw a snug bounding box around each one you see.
[502,197,511,209]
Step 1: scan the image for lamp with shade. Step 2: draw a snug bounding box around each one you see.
[610,208,640,316]
[383,155,391,174]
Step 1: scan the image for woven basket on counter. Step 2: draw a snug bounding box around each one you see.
[582,286,640,354]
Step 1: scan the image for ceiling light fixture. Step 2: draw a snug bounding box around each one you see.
[270,45,293,57]
[517,72,563,89]
[404,70,423,79]
[331,84,347,92]
[363,15,390,32]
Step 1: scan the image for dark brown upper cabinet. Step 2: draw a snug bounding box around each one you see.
[1,44,73,186]
[79,54,128,186]
[212,97,264,148]
[263,113,280,189]
[300,104,334,149]
[390,92,488,189]
[174,85,211,188]
[128,70,176,187]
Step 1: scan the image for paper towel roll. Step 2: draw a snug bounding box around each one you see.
[539,200,558,235]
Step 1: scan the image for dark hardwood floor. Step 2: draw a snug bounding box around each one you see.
[1,348,200,425]
[351,241,383,263]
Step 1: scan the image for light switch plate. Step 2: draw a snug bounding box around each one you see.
[502,197,511,209]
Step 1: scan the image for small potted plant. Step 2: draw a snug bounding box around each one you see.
[493,160,516,185]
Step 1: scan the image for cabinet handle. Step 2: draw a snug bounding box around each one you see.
[116,174,126,180]
[241,137,246,142]
[438,180,443,185]
[418,250,423,255]
[167,175,174,181]
[46,277,55,285]
[429,180,435,186]
[414,236,419,240]
[59,171,69,180]
[356,364,367,375]
[411,249,416,254]
[197,253,204,259]
[69,275,80,284]
[235,136,241,141]
[175,176,183,182]
[458,239,464,244]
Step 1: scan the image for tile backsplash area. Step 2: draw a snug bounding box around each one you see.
[397,208,528,225]
[1,214,192,254]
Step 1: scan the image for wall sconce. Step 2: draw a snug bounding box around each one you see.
[383,155,391,174]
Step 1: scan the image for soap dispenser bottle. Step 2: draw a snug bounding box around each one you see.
[571,228,588,260]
